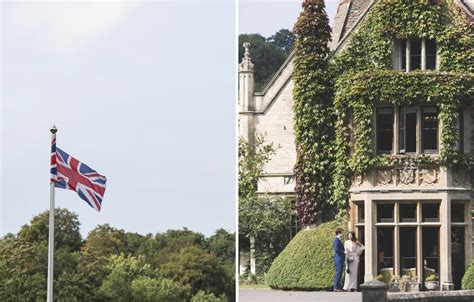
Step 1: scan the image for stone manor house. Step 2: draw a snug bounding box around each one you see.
[239,0,474,291]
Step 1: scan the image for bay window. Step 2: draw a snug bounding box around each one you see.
[375,201,441,288]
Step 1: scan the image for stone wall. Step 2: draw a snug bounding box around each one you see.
[255,80,296,194]
[361,281,474,302]
[387,290,474,301]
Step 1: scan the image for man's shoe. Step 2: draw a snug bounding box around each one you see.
[334,288,345,292]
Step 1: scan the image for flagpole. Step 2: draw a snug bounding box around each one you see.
[47,125,57,302]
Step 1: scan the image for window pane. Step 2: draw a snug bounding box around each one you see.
[377,227,394,277]
[422,107,438,151]
[400,227,417,279]
[451,203,465,222]
[451,227,465,290]
[394,40,406,71]
[402,40,407,71]
[406,109,417,153]
[426,39,437,70]
[358,203,365,223]
[423,227,439,287]
[377,108,393,153]
[400,204,417,222]
[410,39,422,71]
[457,108,464,151]
[399,106,405,152]
[357,226,365,289]
[422,204,439,222]
[377,204,394,223]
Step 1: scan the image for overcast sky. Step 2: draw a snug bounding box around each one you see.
[1,0,341,238]
[239,0,339,37]
[1,0,235,237]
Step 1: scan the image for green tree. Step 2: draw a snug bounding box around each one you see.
[139,228,205,268]
[238,33,288,91]
[99,254,156,301]
[238,134,293,277]
[18,208,82,251]
[191,290,228,302]
[239,195,293,275]
[268,29,296,54]
[206,229,235,264]
[239,196,293,249]
[74,224,135,301]
[205,229,235,300]
[0,208,84,301]
[82,224,126,256]
[130,277,190,302]
[238,135,275,199]
[160,246,231,299]
[0,210,235,301]
[0,239,48,301]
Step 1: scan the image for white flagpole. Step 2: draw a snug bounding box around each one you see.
[47,125,57,302]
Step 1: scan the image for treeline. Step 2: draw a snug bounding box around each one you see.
[239,29,296,91]
[0,208,235,301]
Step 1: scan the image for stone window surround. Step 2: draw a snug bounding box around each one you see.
[374,105,441,155]
[374,105,469,155]
[393,38,439,72]
[352,199,471,289]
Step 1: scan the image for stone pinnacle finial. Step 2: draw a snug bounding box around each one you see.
[50,124,57,134]
[243,42,251,58]
[239,42,254,72]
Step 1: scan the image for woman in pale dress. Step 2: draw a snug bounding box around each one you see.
[343,231,365,292]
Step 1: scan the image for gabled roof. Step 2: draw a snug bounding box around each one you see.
[254,0,473,103]
[257,0,375,98]
[461,0,474,13]
[330,0,373,50]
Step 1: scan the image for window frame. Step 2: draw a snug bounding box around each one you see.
[393,38,437,72]
[373,200,442,284]
[375,105,445,155]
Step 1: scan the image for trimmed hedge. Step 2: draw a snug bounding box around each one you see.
[462,262,474,289]
[266,218,347,290]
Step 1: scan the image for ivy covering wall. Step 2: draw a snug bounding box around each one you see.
[292,0,335,226]
[293,0,474,222]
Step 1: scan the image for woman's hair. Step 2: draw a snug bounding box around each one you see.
[348,231,357,241]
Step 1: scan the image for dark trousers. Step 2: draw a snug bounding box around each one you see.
[334,260,344,289]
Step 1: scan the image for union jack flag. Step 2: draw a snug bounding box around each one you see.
[50,137,107,212]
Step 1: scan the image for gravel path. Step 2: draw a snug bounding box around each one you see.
[239,288,362,302]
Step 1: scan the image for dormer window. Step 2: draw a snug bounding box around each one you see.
[393,38,437,71]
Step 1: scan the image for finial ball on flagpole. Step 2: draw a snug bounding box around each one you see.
[50,125,57,134]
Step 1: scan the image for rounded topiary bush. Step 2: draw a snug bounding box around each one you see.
[266,218,347,290]
[462,262,474,289]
